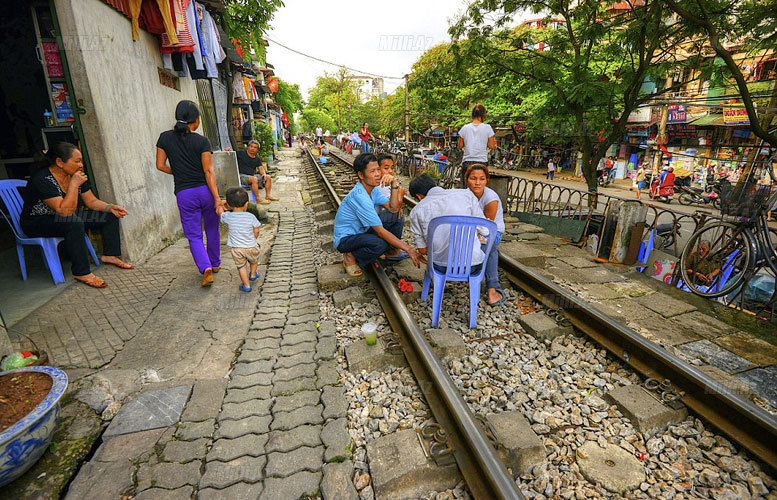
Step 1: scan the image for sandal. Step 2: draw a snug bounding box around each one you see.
[249,272,260,282]
[258,199,272,205]
[488,288,507,307]
[239,284,252,292]
[201,268,215,287]
[212,266,221,273]
[267,196,280,201]
[101,258,134,269]
[382,251,409,262]
[74,274,107,289]
[343,262,363,277]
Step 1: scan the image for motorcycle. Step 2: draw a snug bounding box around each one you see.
[647,171,675,203]
[597,169,612,187]
[677,184,721,209]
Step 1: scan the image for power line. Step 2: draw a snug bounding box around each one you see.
[265,37,404,80]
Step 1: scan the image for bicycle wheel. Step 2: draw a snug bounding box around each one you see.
[680,221,752,298]
[678,193,695,206]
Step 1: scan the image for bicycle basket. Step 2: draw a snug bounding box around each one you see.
[719,162,777,219]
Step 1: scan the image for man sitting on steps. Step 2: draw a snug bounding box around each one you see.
[333,153,421,277]
[237,140,279,205]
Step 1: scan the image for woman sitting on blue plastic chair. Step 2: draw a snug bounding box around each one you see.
[465,164,507,306]
[19,142,132,288]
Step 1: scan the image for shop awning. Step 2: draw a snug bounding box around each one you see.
[689,114,724,126]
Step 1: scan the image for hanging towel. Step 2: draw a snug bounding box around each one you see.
[201,8,225,64]
[129,0,143,40]
[151,0,178,44]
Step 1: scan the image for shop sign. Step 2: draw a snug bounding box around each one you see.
[627,107,651,123]
[723,106,750,126]
[667,104,686,124]
[667,124,696,138]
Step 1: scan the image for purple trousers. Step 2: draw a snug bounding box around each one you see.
[176,184,221,273]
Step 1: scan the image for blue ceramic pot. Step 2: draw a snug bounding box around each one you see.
[0,365,68,487]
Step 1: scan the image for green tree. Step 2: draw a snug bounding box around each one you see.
[274,79,304,134]
[449,0,684,190]
[306,68,360,132]
[251,120,275,158]
[299,108,336,134]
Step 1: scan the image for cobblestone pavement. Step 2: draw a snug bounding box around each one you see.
[62,149,357,499]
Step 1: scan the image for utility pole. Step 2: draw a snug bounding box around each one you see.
[404,74,410,143]
[652,74,673,176]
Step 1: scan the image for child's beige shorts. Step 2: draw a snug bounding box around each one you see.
[231,246,260,268]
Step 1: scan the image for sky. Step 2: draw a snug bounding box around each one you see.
[265,0,473,100]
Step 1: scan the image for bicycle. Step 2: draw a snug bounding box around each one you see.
[679,147,777,307]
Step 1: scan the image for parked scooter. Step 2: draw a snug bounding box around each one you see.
[678,184,721,209]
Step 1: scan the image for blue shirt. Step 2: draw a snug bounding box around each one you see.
[333,182,383,249]
[371,185,390,210]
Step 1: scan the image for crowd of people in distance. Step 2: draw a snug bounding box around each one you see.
[332,105,508,307]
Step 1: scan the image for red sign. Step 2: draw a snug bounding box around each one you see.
[267,77,279,93]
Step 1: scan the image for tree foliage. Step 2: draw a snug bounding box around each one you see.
[222,0,284,63]
[298,108,336,134]
[274,79,304,134]
[446,0,686,189]
[306,68,361,132]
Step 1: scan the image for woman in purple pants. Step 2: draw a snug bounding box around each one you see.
[156,100,226,286]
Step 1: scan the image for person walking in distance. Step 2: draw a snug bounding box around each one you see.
[457,105,495,187]
[316,124,323,145]
[156,100,225,287]
[547,157,556,181]
[360,123,374,154]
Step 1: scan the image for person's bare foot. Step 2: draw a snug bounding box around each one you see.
[487,288,504,306]
[100,256,133,269]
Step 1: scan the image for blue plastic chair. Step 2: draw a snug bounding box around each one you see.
[241,184,257,203]
[421,216,498,328]
[677,249,739,294]
[0,179,99,285]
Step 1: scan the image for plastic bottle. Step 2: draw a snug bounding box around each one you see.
[361,322,378,346]
[43,110,53,127]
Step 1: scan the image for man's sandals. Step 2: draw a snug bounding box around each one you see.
[74,274,107,289]
[343,261,363,277]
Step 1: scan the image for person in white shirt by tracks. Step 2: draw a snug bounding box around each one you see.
[457,104,495,187]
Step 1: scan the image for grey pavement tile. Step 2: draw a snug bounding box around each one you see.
[208,434,268,462]
[265,446,324,478]
[315,337,337,361]
[321,418,352,462]
[273,363,316,382]
[260,471,322,499]
[175,419,215,441]
[228,372,274,390]
[133,486,193,500]
[275,351,315,369]
[265,425,323,453]
[321,461,358,500]
[243,338,281,351]
[279,341,316,356]
[224,385,273,403]
[104,385,192,438]
[635,292,697,318]
[215,416,272,439]
[162,438,209,463]
[200,455,267,489]
[273,391,321,413]
[271,377,318,397]
[232,359,275,377]
[220,400,273,421]
[238,348,278,363]
[198,483,264,500]
[181,379,227,423]
[316,360,340,388]
[321,385,348,421]
[271,405,324,431]
[136,461,201,491]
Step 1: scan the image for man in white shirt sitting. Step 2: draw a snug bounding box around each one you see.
[408,174,488,272]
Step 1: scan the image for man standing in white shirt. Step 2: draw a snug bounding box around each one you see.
[408,174,488,270]
[457,105,495,187]
[316,125,323,145]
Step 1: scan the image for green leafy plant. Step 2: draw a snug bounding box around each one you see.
[252,120,275,158]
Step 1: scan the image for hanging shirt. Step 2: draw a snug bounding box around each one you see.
[201,8,226,64]
[184,0,203,69]
[409,187,488,266]
[198,5,219,77]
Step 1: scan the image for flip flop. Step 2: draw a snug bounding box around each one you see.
[258,199,272,205]
[382,252,409,262]
[267,196,280,201]
[488,288,507,307]
[343,262,363,277]
[239,284,252,292]
[249,272,260,282]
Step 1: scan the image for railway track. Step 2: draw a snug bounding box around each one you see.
[320,148,777,476]
[304,149,523,499]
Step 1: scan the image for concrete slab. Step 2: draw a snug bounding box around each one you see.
[610,281,656,298]
[594,299,666,328]
[715,332,777,367]
[345,339,406,373]
[392,259,427,282]
[576,441,646,493]
[366,430,460,499]
[104,385,192,439]
[677,340,755,374]
[664,311,737,341]
[604,385,686,436]
[735,367,777,407]
[318,263,366,292]
[427,329,467,359]
[498,241,551,261]
[332,286,371,308]
[634,293,696,318]
[399,281,422,304]
[486,411,546,476]
[559,266,627,284]
[557,256,598,268]
[517,312,573,340]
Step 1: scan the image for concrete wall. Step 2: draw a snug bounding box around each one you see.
[54,0,204,263]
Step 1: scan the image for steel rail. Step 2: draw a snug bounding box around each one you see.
[497,254,777,470]
[305,149,522,499]
[331,147,777,470]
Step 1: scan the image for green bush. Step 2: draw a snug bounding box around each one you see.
[251,120,275,158]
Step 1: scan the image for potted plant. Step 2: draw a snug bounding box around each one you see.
[0,365,68,486]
